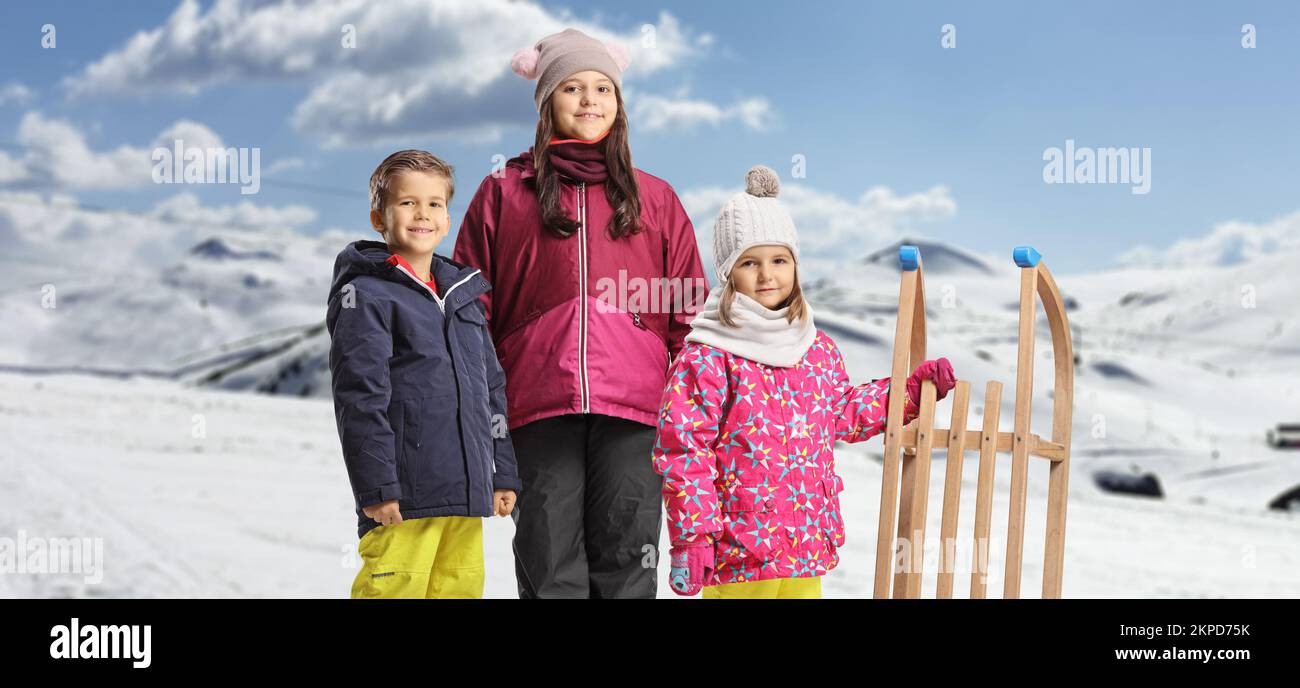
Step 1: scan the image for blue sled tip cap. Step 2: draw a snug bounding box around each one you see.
[1013,246,1041,268]
[899,245,920,271]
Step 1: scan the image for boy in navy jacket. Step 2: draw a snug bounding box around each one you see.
[327,150,520,598]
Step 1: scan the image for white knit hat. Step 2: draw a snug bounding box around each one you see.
[712,165,800,283]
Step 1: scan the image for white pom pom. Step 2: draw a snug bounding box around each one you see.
[511,47,541,79]
[605,40,631,72]
[745,165,779,198]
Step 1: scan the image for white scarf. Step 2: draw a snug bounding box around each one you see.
[684,286,817,367]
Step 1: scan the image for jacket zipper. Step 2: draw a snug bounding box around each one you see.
[578,181,591,414]
[390,264,480,313]
[439,300,471,507]
[391,264,493,502]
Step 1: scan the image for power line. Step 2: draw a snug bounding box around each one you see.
[258,177,365,198]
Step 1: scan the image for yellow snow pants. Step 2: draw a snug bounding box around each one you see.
[350,516,484,599]
[703,576,823,599]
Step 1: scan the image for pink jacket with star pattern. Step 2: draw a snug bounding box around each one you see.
[651,330,915,586]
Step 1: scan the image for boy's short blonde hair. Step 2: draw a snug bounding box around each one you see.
[369,150,455,213]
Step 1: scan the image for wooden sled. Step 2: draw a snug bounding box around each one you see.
[873,245,1074,599]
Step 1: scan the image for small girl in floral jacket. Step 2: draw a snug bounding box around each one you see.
[652,166,955,599]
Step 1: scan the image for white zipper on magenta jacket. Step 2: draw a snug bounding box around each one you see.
[391,264,480,313]
[578,181,591,414]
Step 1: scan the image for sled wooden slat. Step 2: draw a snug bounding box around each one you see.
[1034,265,1074,599]
[936,380,970,599]
[898,428,1065,461]
[896,380,937,598]
[970,380,1003,599]
[1003,265,1038,599]
[874,244,1073,599]
[874,260,922,599]
[894,403,921,597]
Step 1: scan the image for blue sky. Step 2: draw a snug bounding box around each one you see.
[1,0,1298,275]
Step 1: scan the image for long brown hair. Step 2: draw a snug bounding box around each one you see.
[533,88,642,239]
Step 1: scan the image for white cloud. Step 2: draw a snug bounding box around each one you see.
[0,189,318,277]
[13,111,156,189]
[0,82,34,106]
[153,120,226,152]
[631,94,772,131]
[62,0,730,146]
[0,152,25,185]
[149,191,316,230]
[681,181,957,277]
[1117,211,1300,269]
[1,112,226,191]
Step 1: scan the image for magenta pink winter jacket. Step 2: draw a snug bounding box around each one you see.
[453,151,706,430]
[652,331,917,585]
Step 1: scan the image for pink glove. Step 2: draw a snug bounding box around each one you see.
[668,544,715,596]
[905,357,956,417]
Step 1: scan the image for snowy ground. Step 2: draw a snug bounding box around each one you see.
[2,370,1297,599]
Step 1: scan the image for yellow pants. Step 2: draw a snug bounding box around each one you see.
[703,576,823,599]
[350,516,485,599]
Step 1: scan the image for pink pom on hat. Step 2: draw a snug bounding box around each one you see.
[511,28,630,112]
[510,47,541,80]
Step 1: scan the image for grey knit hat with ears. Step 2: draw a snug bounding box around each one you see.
[510,28,632,112]
[712,165,801,283]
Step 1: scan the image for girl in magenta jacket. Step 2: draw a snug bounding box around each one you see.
[653,166,956,599]
[453,28,707,598]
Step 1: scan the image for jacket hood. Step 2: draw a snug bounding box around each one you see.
[507,150,537,182]
[329,239,488,303]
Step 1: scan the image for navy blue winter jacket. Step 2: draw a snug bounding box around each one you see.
[327,240,521,538]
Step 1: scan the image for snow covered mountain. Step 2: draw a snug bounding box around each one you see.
[861,237,1000,277]
[0,209,337,381]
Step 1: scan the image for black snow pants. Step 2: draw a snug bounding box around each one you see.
[509,413,663,599]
